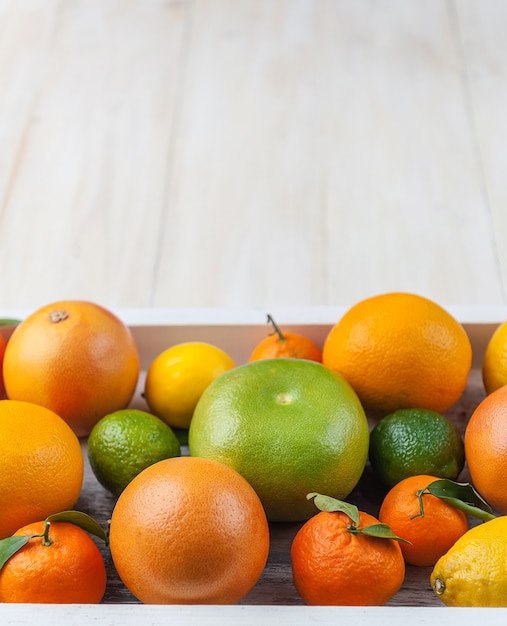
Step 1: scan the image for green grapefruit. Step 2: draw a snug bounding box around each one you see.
[188,358,369,522]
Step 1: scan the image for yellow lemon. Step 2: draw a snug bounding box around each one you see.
[482,320,507,394]
[143,342,236,429]
[430,516,507,606]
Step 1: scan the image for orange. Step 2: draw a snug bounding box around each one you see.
[464,384,507,514]
[378,474,469,566]
[109,456,269,604]
[3,300,140,437]
[0,399,84,539]
[0,520,106,603]
[144,341,235,430]
[249,314,322,362]
[0,332,6,399]
[291,506,405,605]
[322,292,472,416]
[482,320,507,394]
[188,358,369,522]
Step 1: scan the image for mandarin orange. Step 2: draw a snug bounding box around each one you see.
[249,314,322,362]
[0,521,106,603]
[379,474,469,566]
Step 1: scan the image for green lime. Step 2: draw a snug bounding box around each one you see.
[88,408,181,496]
[188,358,370,522]
[369,408,465,488]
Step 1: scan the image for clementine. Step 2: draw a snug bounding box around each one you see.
[322,292,472,416]
[291,496,405,605]
[464,384,507,514]
[0,399,84,539]
[0,520,106,603]
[109,456,269,604]
[378,474,469,566]
[249,314,322,362]
[3,300,140,436]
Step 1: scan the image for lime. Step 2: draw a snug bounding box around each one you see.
[144,342,236,430]
[188,358,370,522]
[88,409,181,496]
[369,408,465,488]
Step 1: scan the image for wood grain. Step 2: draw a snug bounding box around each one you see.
[0,1,505,309]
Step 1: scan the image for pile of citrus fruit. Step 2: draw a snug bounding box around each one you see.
[1,292,507,607]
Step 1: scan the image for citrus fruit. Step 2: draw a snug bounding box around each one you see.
[291,497,405,605]
[88,408,181,496]
[0,332,6,399]
[482,321,507,394]
[109,456,269,604]
[188,358,369,522]
[0,399,84,539]
[249,314,322,362]
[0,520,106,603]
[369,408,465,488]
[322,292,472,416]
[464,384,507,514]
[431,515,507,606]
[143,341,236,430]
[2,300,140,437]
[378,474,469,566]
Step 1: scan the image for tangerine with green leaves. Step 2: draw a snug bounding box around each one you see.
[378,475,469,566]
[291,494,406,606]
[0,518,107,603]
[189,358,369,522]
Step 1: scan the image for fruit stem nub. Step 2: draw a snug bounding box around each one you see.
[49,310,69,323]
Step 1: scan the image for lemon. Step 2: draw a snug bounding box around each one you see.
[87,408,181,496]
[369,408,465,488]
[431,516,507,606]
[188,358,370,522]
[483,320,507,395]
[144,342,236,430]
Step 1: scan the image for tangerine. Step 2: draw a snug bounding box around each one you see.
[0,399,84,539]
[322,292,472,416]
[464,384,507,514]
[0,520,106,603]
[3,300,140,437]
[291,498,405,605]
[378,474,469,566]
[109,456,269,604]
[249,314,322,362]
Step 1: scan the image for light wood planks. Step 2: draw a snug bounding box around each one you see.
[0,1,505,310]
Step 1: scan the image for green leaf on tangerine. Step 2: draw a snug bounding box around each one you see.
[0,535,37,570]
[423,479,496,522]
[0,318,21,326]
[307,493,360,525]
[358,523,412,544]
[46,511,108,543]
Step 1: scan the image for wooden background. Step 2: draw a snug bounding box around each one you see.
[0,0,506,312]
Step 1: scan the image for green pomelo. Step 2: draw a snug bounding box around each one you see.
[188,358,369,522]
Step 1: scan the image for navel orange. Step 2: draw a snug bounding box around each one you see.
[109,456,269,604]
[3,300,140,437]
[0,399,84,539]
[322,292,472,416]
[188,358,369,522]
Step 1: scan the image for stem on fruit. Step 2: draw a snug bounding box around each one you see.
[267,314,285,342]
[49,310,69,323]
[42,520,53,547]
